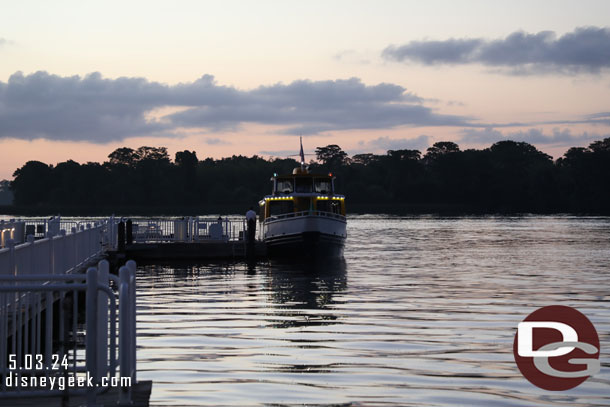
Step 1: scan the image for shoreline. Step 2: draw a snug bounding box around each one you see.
[1,204,608,217]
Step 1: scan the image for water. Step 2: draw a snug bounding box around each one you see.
[136,215,610,406]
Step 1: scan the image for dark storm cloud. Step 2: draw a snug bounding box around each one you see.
[383,27,610,74]
[0,71,472,143]
[460,127,603,146]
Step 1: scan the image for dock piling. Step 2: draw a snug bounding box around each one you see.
[118,220,125,252]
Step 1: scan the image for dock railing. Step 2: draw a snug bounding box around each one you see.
[0,216,104,244]
[127,216,247,243]
[5,215,252,250]
[0,223,104,277]
[0,259,137,405]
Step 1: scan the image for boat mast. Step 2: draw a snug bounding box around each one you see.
[299,136,305,171]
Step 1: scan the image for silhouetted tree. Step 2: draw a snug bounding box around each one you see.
[351,153,378,166]
[175,150,198,168]
[315,145,348,168]
[11,161,53,205]
[136,146,170,162]
[7,138,610,214]
[0,180,13,205]
[108,147,140,167]
[424,141,460,162]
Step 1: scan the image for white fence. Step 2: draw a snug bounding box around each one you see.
[0,224,104,277]
[0,216,101,244]
[2,215,252,250]
[0,260,137,405]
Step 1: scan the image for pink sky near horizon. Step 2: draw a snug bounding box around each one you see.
[0,123,599,180]
[1,1,610,179]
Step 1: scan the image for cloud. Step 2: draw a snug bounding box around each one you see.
[384,38,483,65]
[333,49,371,65]
[258,149,299,157]
[204,137,231,145]
[0,71,171,142]
[460,127,604,146]
[358,135,430,152]
[583,112,610,125]
[0,71,472,143]
[382,27,610,74]
[0,38,7,46]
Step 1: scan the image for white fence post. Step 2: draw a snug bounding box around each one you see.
[126,260,137,383]
[7,239,15,277]
[119,265,132,404]
[109,215,116,250]
[97,260,109,382]
[47,232,55,275]
[86,266,98,405]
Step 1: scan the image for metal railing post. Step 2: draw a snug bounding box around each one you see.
[119,265,132,405]
[126,260,137,383]
[45,289,53,367]
[86,266,98,406]
[47,232,55,275]
[6,239,15,277]
[97,260,109,382]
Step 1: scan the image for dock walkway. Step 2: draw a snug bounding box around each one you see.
[0,217,147,406]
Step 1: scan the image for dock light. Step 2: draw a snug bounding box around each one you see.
[273,172,277,177]
[328,172,332,176]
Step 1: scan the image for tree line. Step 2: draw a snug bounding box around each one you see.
[5,138,610,214]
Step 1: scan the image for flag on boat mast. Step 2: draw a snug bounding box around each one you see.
[299,136,305,166]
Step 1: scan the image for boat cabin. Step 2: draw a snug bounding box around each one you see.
[259,167,346,220]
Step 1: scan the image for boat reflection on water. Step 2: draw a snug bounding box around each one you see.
[267,258,347,316]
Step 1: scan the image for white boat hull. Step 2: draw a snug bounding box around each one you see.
[263,213,347,257]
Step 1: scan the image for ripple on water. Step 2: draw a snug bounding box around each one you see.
[136,216,610,406]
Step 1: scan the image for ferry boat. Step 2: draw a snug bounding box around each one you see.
[259,140,347,257]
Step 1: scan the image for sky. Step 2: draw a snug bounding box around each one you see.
[1,0,610,179]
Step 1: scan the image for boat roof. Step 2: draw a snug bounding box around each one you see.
[272,167,335,178]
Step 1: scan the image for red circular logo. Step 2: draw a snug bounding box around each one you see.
[513,305,600,391]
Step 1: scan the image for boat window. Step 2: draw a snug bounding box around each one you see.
[295,177,313,193]
[314,178,331,194]
[276,178,293,194]
[268,200,294,216]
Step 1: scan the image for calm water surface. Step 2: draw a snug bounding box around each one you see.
[136,215,610,406]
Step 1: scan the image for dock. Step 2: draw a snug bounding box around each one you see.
[0,215,268,406]
[116,240,267,261]
[0,216,158,406]
[4,381,153,407]
[111,216,267,261]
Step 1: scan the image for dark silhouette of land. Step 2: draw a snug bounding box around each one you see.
[2,138,610,215]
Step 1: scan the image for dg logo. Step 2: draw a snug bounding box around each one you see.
[513,305,600,390]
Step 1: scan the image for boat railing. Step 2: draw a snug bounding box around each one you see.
[265,210,346,223]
